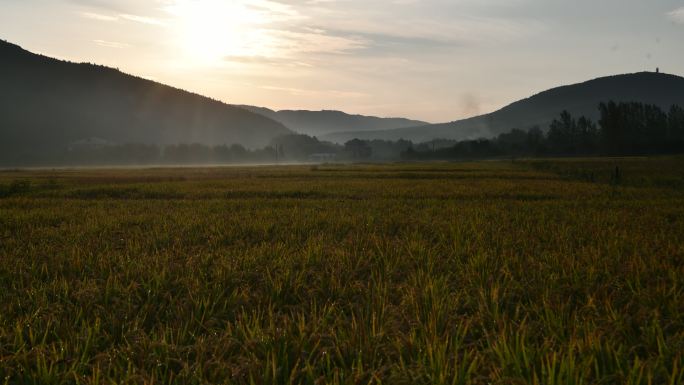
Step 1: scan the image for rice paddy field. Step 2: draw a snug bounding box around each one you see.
[1,157,683,384]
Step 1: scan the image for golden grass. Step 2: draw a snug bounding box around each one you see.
[1,158,683,384]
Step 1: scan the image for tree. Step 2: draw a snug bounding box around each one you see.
[229,144,248,160]
[497,128,529,156]
[270,134,338,161]
[547,110,578,154]
[576,116,599,154]
[599,101,620,155]
[668,105,684,152]
[599,102,670,155]
[345,139,372,159]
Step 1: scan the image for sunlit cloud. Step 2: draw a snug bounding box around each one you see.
[268,0,542,48]
[79,11,164,26]
[667,7,684,24]
[161,0,533,68]
[163,0,368,65]
[259,85,368,98]
[224,55,314,68]
[268,29,369,55]
[80,11,118,22]
[119,14,164,26]
[93,39,130,48]
[164,0,296,63]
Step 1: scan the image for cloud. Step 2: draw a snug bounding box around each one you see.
[80,11,118,21]
[69,0,126,12]
[119,14,164,26]
[251,0,542,58]
[315,16,541,48]
[93,39,130,48]
[667,7,684,24]
[165,0,303,25]
[161,0,369,60]
[271,29,370,55]
[224,54,313,67]
[70,0,159,14]
[80,11,165,26]
[259,85,367,98]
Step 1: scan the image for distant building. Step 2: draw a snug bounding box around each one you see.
[308,153,337,163]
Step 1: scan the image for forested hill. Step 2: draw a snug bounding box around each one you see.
[238,105,428,137]
[323,72,684,143]
[0,40,291,164]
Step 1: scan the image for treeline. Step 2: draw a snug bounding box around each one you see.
[57,135,413,165]
[59,136,362,165]
[62,143,279,165]
[600,102,684,155]
[8,101,684,166]
[403,102,684,160]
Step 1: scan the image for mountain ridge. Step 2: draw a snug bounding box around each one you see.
[0,39,292,164]
[322,72,684,143]
[237,105,429,138]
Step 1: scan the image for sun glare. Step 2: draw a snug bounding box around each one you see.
[167,0,272,65]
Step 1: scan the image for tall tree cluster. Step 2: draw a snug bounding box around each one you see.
[547,111,600,155]
[599,102,684,155]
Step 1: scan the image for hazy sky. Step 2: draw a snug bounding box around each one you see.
[2,0,683,122]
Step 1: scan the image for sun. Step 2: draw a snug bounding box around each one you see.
[167,0,270,65]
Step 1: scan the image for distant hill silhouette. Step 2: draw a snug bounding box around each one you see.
[323,72,684,143]
[0,40,291,164]
[238,105,428,137]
